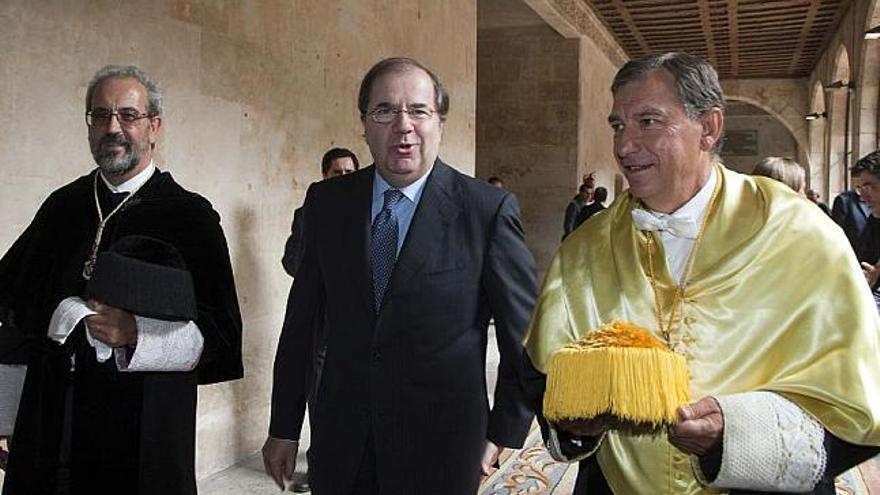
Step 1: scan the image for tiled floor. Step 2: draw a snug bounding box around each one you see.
[199,455,880,494]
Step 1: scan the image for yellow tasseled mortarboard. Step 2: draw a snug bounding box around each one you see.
[544,320,690,434]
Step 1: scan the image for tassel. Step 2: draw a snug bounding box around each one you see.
[543,321,690,434]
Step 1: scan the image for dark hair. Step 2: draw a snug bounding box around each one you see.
[593,187,608,203]
[321,147,359,175]
[487,176,503,185]
[358,57,449,121]
[578,184,592,194]
[854,150,880,177]
[612,52,725,152]
[86,65,163,116]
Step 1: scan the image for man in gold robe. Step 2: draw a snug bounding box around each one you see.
[524,52,880,494]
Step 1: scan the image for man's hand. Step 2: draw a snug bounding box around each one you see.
[861,262,880,288]
[84,300,137,347]
[480,440,503,477]
[668,396,724,456]
[0,435,9,471]
[555,416,608,437]
[262,436,298,491]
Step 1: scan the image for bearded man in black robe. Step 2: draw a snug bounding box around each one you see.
[0,65,243,495]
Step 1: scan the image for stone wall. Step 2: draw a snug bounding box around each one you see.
[476,24,580,276]
[0,0,476,479]
[722,113,799,175]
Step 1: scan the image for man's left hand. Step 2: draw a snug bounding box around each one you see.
[479,440,503,477]
[85,300,138,347]
[668,396,724,456]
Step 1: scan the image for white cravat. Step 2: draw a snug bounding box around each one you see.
[631,209,699,239]
[633,168,717,282]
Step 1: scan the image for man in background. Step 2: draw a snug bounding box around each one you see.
[563,184,592,239]
[833,167,870,248]
[282,148,359,277]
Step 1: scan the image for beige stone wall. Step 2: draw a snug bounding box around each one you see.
[576,35,621,206]
[476,24,580,276]
[0,0,476,478]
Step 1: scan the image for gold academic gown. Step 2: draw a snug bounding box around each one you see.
[524,165,880,494]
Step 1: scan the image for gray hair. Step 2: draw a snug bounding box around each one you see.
[85,65,164,116]
[612,52,725,152]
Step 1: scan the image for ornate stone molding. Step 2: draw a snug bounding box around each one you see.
[523,0,627,66]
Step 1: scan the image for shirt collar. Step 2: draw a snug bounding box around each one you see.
[373,165,433,204]
[651,165,717,220]
[99,161,156,193]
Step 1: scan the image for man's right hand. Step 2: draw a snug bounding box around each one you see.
[261,436,298,491]
[555,416,608,437]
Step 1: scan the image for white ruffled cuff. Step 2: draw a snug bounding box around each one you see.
[115,316,203,372]
[695,391,826,492]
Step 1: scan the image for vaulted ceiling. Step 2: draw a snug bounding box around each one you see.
[581,0,851,78]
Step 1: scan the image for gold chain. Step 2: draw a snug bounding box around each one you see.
[643,178,718,344]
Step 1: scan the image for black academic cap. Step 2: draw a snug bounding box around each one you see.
[85,235,198,321]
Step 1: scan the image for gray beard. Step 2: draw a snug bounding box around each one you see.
[91,139,143,176]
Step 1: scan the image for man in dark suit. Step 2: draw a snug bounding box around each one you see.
[262,57,538,494]
[832,165,871,249]
[282,148,359,277]
[574,186,608,229]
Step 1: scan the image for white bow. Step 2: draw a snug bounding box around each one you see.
[631,209,699,239]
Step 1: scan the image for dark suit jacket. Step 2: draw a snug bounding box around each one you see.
[832,190,869,248]
[281,206,305,277]
[270,160,538,495]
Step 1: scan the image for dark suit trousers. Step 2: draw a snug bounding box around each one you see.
[351,435,379,495]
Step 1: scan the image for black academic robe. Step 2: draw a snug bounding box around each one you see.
[0,169,243,495]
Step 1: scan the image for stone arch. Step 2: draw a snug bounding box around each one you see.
[723,96,810,183]
[809,81,827,194]
[827,44,851,197]
[858,0,880,157]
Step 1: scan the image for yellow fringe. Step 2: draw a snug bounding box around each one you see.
[543,322,690,427]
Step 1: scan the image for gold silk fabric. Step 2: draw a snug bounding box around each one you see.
[524,165,880,494]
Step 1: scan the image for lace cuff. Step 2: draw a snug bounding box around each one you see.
[546,426,605,463]
[695,391,826,491]
[0,364,27,436]
[115,316,203,372]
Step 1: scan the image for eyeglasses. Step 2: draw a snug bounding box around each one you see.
[367,107,435,124]
[86,108,154,127]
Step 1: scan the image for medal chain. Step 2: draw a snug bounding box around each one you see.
[643,181,717,344]
[82,170,147,279]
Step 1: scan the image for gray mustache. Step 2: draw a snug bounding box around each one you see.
[99,136,130,148]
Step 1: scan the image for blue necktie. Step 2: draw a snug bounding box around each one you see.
[372,189,404,313]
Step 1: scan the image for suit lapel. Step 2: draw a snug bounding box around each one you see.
[858,199,870,220]
[349,167,377,320]
[386,160,461,299]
